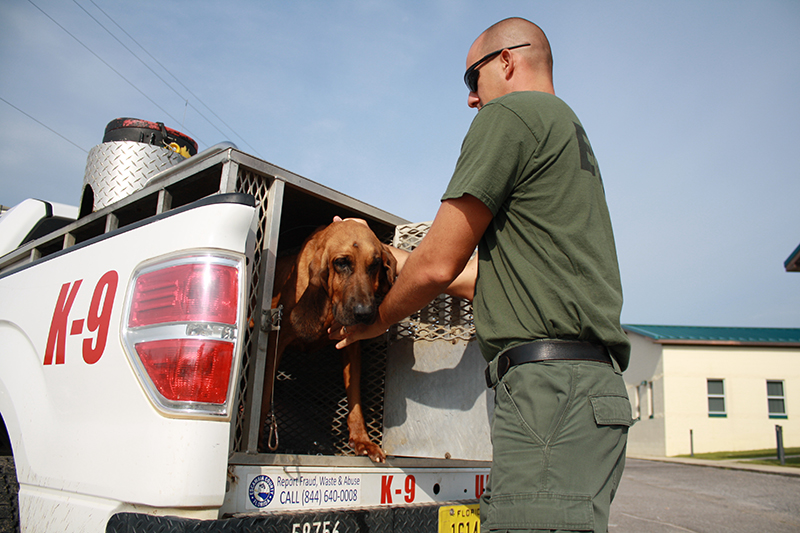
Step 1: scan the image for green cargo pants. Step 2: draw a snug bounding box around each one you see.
[480,359,632,533]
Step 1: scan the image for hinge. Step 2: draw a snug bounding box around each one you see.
[261,305,283,332]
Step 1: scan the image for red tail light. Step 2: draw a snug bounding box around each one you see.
[123,254,244,417]
[129,263,238,327]
[135,339,233,404]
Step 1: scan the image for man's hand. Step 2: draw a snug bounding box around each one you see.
[333,215,369,227]
[329,320,388,350]
[328,195,489,349]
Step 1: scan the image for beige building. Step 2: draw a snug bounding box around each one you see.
[622,325,799,457]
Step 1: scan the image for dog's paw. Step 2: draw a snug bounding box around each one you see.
[351,439,386,463]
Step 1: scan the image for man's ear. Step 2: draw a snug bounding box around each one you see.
[500,48,515,81]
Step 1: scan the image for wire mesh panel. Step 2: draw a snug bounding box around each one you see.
[232,168,271,453]
[270,339,387,456]
[392,222,476,343]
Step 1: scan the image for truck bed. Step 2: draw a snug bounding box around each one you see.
[0,145,490,531]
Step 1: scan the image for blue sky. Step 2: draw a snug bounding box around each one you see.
[2,0,799,328]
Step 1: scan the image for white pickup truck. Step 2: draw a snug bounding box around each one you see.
[0,119,491,532]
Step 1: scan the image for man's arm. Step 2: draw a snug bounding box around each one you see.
[387,247,478,301]
[334,194,492,349]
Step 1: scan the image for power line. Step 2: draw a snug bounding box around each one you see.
[26,0,206,146]
[84,0,262,157]
[22,0,262,157]
[0,96,88,154]
[72,0,246,150]
[71,1,189,108]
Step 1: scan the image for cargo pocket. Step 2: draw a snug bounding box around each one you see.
[589,395,635,427]
[483,491,594,531]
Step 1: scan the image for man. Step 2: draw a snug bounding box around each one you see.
[334,17,631,533]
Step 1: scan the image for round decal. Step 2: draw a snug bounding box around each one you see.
[249,475,275,508]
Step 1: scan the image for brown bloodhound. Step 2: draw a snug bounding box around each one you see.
[260,219,397,462]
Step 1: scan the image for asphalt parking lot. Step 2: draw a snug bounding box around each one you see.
[608,458,800,532]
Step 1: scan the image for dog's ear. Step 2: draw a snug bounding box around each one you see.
[378,244,398,296]
[290,238,330,342]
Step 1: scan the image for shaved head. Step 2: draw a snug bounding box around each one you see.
[472,17,553,82]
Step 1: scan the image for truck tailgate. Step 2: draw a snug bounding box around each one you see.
[0,194,256,530]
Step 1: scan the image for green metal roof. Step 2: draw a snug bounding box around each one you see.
[623,325,800,345]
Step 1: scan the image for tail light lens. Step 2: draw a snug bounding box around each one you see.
[129,263,238,327]
[135,339,233,404]
[123,253,245,418]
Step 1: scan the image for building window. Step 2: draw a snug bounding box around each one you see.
[707,379,726,417]
[767,380,787,419]
[648,381,655,419]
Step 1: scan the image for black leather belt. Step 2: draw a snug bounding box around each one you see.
[485,340,612,387]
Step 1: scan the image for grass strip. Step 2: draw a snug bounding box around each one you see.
[678,447,800,467]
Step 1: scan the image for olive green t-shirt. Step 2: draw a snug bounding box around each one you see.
[442,91,630,370]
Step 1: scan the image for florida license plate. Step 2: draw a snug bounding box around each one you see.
[438,503,480,533]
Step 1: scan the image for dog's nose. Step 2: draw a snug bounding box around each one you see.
[352,303,376,324]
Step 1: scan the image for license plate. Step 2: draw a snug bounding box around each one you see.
[438,503,480,533]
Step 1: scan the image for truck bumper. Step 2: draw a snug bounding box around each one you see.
[107,501,480,532]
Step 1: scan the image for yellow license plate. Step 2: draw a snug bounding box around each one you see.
[438,503,480,533]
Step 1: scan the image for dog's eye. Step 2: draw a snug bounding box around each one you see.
[333,257,352,273]
[368,257,381,275]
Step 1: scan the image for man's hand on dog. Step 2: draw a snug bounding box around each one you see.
[332,215,368,226]
[329,320,389,350]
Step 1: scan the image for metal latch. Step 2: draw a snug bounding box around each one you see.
[261,306,283,332]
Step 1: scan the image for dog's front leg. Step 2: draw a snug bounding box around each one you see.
[341,343,386,463]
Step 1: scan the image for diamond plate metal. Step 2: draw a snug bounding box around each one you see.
[82,141,185,212]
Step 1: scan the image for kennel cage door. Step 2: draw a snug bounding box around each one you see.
[382,338,492,461]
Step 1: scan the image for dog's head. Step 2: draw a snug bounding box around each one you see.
[291,219,397,341]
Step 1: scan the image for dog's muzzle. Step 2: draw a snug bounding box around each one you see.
[352,303,377,325]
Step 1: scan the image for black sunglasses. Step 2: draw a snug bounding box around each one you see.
[463,43,531,93]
